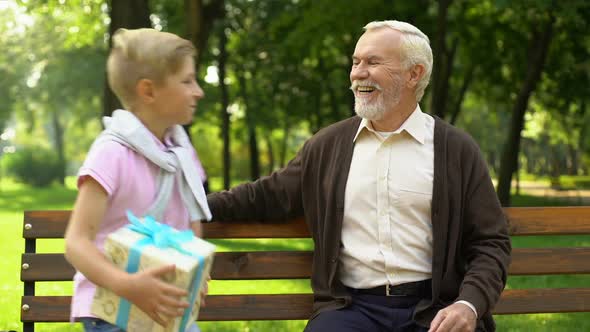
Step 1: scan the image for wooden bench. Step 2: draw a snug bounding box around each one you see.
[20,207,590,331]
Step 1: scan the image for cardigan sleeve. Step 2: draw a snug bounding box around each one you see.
[455,142,512,317]
[206,145,305,223]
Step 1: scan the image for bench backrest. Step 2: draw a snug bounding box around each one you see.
[20,207,590,331]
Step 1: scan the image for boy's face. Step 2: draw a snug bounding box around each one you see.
[152,56,203,126]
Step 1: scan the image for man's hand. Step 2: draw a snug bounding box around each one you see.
[428,302,476,332]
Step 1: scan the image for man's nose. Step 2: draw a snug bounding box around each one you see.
[350,64,369,82]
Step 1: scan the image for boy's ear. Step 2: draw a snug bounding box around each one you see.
[136,78,156,103]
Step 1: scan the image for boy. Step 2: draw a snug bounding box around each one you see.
[65,28,209,332]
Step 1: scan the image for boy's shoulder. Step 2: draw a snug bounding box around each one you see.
[87,138,132,159]
[83,137,139,172]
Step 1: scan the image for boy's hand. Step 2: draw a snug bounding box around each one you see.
[199,275,211,307]
[120,264,189,327]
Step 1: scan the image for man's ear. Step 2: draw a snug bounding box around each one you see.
[136,78,156,104]
[407,64,425,88]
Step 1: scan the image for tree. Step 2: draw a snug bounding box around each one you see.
[496,0,590,205]
[103,0,151,117]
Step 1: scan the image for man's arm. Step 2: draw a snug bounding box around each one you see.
[207,146,305,222]
[456,147,511,317]
[430,141,511,332]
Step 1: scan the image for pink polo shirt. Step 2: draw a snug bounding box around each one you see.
[70,130,207,320]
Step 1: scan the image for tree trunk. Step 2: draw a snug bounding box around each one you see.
[314,83,323,132]
[497,15,555,206]
[237,73,260,181]
[579,101,589,174]
[319,57,340,122]
[247,122,260,181]
[280,124,290,168]
[449,63,475,125]
[429,0,452,118]
[346,62,356,117]
[103,0,151,118]
[185,0,225,71]
[217,24,231,190]
[51,111,65,185]
[266,132,275,175]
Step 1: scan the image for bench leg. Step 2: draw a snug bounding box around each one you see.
[23,322,33,332]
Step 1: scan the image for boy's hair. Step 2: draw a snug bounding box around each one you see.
[107,28,196,109]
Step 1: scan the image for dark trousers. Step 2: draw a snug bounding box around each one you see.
[304,293,429,332]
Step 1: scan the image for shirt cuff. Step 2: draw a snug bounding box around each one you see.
[454,300,478,318]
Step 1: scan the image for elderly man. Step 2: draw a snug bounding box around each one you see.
[206,20,511,332]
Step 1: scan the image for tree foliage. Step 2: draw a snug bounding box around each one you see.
[0,0,588,194]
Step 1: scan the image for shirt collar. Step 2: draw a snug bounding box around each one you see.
[353,104,426,144]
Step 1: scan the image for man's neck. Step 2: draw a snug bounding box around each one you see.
[370,100,418,132]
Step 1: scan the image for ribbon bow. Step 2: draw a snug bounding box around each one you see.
[126,210,195,256]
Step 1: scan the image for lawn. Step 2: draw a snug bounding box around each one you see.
[1,178,589,331]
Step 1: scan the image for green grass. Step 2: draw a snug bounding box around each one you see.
[516,173,590,190]
[1,177,589,331]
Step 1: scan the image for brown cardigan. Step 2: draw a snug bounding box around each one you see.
[207,116,511,331]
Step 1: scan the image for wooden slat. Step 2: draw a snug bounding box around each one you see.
[21,288,590,322]
[506,206,590,235]
[23,210,70,239]
[200,294,312,320]
[21,296,71,322]
[21,254,75,281]
[21,294,314,322]
[509,247,590,275]
[24,207,590,239]
[22,247,590,283]
[493,288,590,314]
[23,211,310,239]
[202,217,309,239]
[210,251,312,279]
[21,251,313,282]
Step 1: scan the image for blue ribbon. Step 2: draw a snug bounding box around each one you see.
[115,210,205,331]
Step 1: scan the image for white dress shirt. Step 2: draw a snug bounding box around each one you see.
[338,105,477,318]
[339,105,434,288]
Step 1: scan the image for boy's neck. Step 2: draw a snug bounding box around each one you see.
[128,107,168,142]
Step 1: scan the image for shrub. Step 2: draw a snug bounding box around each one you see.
[3,146,63,187]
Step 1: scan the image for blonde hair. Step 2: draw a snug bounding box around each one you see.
[363,20,433,102]
[107,28,196,108]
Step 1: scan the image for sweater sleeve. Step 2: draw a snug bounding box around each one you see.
[455,142,512,317]
[207,145,305,222]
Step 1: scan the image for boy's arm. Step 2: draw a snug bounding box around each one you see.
[65,178,189,327]
[190,221,203,237]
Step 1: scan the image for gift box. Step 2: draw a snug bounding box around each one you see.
[91,211,216,332]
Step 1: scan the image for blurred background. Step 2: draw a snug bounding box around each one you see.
[1,1,590,331]
[1,0,589,206]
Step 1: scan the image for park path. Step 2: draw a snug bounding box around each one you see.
[511,180,590,205]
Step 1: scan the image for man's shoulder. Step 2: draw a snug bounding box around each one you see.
[434,116,480,151]
[307,116,361,146]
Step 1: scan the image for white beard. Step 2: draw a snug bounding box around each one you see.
[353,76,403,121]
[355,95,387,120]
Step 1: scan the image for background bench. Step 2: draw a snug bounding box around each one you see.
[20,207,590,331]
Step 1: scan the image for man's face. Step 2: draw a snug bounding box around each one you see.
[350,29,407,120]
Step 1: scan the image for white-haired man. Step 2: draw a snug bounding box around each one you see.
[206,20,511,332]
